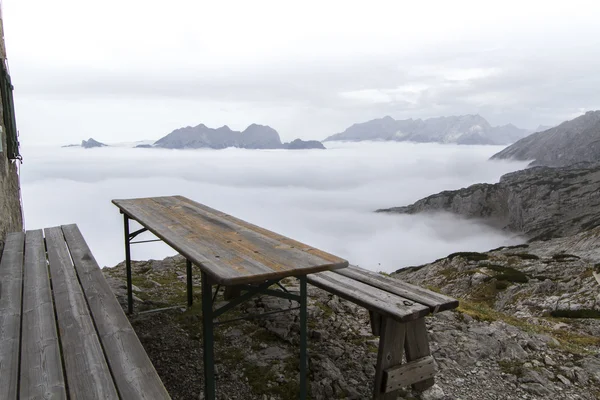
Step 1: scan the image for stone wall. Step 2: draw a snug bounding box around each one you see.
[0,12,23,250]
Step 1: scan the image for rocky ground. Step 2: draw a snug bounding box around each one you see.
[104,230,600,400]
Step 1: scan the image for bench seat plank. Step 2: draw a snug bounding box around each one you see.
[335,266,458,313]
[62,224,171,400]
[20,230,66,400]
[307,271,429,322]
[44,227,120,400]
[0,232,24,400]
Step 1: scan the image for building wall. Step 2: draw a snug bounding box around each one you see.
[0,12,23,251]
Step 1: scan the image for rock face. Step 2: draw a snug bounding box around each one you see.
[81,138,107,148]
[282,139,326,150]
[154,123,326,150]
[324,115,530,145]
[377,162,600,241]
[491,111,600,167]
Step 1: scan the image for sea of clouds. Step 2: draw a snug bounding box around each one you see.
[19,141,529,272]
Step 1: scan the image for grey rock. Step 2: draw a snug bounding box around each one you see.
[324,114,530,145]
[81,138,107,148]
[378,162,600,241]
[491,110,600,167]
[282,139,326,150]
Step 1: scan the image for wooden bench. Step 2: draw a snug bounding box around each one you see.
[0,224,171,400]
[307,265,458,399]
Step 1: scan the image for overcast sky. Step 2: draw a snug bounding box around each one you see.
[4,0,600,145]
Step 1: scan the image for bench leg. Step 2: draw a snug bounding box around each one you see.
[369,311,382,336]
[404,318,435,391]
[201,271,216,400]
[373,317,406,400]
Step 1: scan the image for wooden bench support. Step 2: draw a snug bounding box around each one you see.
[384,355,436,392]
[308,265,456,398]
[404,318,435,391]
[373,317,406,400]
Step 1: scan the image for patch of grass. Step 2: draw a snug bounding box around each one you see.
[552,254,581,261]
[495,281,510,290]
[396,265,425,274]
[550,309,600,319]
[508,253,539,260]
[481,264,529,283]
[448,252,489,262]
[498,360,524,377]
[457,299,600,354]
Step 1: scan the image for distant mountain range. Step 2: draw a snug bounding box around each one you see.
[153,123,325,150]
[491,111,600,167]
[324,115,539,145]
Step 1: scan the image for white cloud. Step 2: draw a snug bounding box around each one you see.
[20,142,528,272]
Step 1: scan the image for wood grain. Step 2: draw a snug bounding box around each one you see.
[307,271,429,322]
[62,224,171,400]
[335,266,458,312]
[20,230,66,400]
[44,227,119,400]
[373,317,406,400]
[404,319,435,390]
[384,355,435,392]
[0,231,24,400]
[112,196,348,285]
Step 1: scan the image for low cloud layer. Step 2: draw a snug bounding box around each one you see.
[20,142,528,271]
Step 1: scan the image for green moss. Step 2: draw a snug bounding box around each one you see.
[498,360,524,377]
[495,281,510,290]
[552,253,581,261]
[508,253,539,260]
[447,252,489,262]
[550,309,600,319]
[481,264,529,283]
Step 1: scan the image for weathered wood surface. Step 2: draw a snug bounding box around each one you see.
[335,266,458,312]
[0,232,24,400]
[112,196,348,285]
[373,318,406,400]
[403,318,435,390]
[20,229,66,400]
[62,224,171,400]
[384,355,436,392]
[307,270,429,322]
[44,227,120,400]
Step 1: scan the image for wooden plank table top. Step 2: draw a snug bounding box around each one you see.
[112,195,349,285]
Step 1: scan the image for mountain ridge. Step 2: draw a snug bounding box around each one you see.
[324,114,534,145]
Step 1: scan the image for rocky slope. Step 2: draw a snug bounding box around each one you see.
[491,111,600,167]
[154,123,325,150]
[324,115,531,145]
[378,162,600,241]
[103,232,600,400]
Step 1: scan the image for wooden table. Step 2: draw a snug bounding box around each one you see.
[112,195,348,400]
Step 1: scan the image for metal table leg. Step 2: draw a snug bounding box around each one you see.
[123,214,133,315]
[202,271,216,400]
[186,259,193,307]
[299,275,308,400]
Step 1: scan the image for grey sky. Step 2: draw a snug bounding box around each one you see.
[4,0,600,144]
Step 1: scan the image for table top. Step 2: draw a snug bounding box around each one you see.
[112,196,348,285]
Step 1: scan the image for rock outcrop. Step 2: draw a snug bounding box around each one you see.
[491,111,600,167]
[81,138,107,148]
[377,162,600,241]
[324,115,530,145]
[282,139,326,150]
[154,123,326,150]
